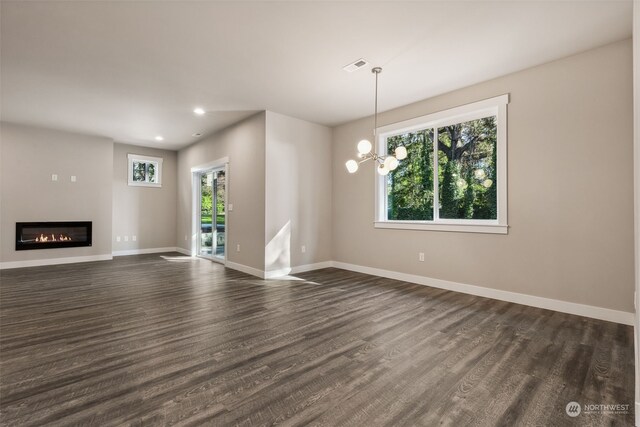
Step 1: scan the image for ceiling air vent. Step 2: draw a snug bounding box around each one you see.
[343,58,368,73]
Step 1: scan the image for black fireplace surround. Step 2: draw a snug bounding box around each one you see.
[16,222,92,251]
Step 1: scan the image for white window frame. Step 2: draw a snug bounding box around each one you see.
[127,154,163,187]
[191,157,230,262]
[374,94,509,234]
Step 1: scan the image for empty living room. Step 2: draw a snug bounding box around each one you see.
[1,1,640,426]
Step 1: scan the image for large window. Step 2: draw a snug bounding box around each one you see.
[375,95,508,234]
[127,154,163,187]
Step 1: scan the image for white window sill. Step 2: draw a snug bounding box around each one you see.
[374,221,508,234]
[128,182,162,188]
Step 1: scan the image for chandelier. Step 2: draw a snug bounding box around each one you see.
[345,67,407,175]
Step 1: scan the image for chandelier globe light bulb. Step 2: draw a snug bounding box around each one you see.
[384,155,399,171]
[357,139,372,155]
[345,159,359,174]
[395,146,407,160]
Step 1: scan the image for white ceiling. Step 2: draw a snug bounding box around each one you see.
[0,1,632,150]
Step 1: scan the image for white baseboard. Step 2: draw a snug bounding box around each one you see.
[635,402,639,427]
[263,268,290,279]
[332,261,635,326]
[291,261,333,274]
[112,247,180,257]
[225,261,264,279]
[2,252,631,326]
[165,252,269,279]
[0,254,112,270]
[264,261,334,279]
[161,249,266,279]
[174,247,192,256]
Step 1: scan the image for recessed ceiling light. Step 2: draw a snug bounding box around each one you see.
[193,107,206,116]
[154,135,164,141]
[192,133,202,137]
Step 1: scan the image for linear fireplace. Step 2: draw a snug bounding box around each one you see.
[16,222,92,251]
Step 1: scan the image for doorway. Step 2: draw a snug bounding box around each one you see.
[196,167,226,262]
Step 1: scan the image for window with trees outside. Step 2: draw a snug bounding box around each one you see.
[375,94,508,234]
[127,154,163,187]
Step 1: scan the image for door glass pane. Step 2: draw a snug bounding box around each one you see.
[437,116,497,220]
[200,172,213,256]
[214,170,225,259]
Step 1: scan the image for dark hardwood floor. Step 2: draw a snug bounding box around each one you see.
[0,253,634,426]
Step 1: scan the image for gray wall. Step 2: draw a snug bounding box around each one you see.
[177,112,266,271]
[112,143,177,252]
[265,111,332,272]
[332,39,635,313]
[633,0,639,421]
[0,122,113,262]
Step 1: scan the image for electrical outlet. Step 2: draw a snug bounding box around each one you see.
[124,236,129,242]
[132,235,137,241]
[51,174,58,181]
[71,175,77,182]
[184,235,188,241]
[236,244,240,252]
[228,203,233,212]
[116,236,121,242]
[419,252,425,262]
[301,245,306,253]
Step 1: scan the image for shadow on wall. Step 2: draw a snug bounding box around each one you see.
[265,220,291,274]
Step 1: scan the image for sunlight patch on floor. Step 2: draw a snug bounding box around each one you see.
[160,255,199,262]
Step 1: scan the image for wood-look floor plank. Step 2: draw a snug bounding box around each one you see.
[0,253,634,426]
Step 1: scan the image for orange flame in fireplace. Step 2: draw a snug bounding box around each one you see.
[35,233,72,242]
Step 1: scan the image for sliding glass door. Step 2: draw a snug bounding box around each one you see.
[197,168,225,261]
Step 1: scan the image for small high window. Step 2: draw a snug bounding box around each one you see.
[128,154,163,187]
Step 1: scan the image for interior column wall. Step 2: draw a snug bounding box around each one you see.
[264,111,333,275]
[176,113,266,272]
